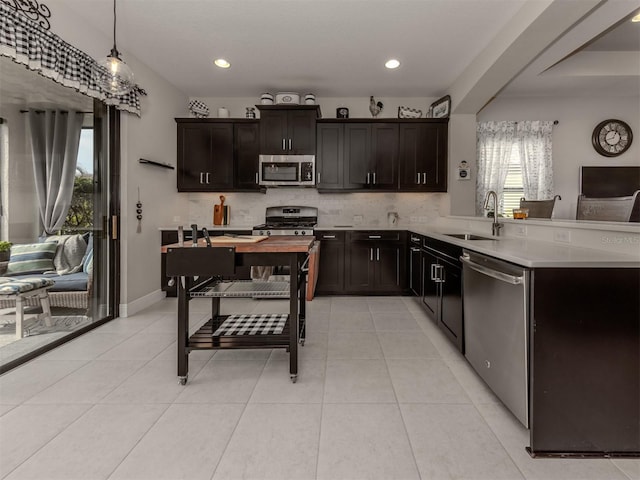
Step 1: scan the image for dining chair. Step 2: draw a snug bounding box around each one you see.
[576,190,640,222]
[519,195,561,219]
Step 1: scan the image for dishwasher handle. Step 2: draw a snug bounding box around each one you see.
[460,255,524,285]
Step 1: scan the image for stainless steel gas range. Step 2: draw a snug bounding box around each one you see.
[252,206,318,236]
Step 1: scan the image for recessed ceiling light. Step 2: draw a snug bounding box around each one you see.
[385,59,400,69]
[632,13,640,22]
[214,58,231,68]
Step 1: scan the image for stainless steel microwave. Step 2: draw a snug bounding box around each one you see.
[258,155,316,187]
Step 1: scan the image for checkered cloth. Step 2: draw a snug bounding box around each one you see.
[0,2,144,116]
[213,314,287,336]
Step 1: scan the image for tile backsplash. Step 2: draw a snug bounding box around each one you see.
[188,190,447,227]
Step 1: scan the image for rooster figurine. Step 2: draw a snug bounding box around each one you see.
[369,96,383,117]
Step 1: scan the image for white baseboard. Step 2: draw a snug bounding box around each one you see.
[119,289,165,318]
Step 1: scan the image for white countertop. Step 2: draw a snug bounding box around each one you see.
[316,225,640,268]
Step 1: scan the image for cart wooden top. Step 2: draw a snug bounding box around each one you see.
[162,235,315,254]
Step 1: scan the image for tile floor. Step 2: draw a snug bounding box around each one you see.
[0,295,637,480]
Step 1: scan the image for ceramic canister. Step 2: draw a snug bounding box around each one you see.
[218,107,230,118]
[260,93,274,105]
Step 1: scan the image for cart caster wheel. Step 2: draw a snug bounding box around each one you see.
[290,375,297,383]
[178,376,188,385]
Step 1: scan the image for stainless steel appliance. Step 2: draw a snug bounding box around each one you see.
[258,155,315,187]
[253,206,317,236]
[461,250,531,427]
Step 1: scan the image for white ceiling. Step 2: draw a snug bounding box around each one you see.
[1,0,639,112]
[51,0,530,97]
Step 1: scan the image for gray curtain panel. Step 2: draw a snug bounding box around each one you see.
[28,110,84,235]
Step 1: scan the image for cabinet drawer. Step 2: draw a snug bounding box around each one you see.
[349,231,401,242]
[316,231,345,242]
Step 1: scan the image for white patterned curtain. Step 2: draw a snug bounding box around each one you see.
[28,110,84,235]
[476,121,515,215]
[0,2,145,115]
[517,121,554,200]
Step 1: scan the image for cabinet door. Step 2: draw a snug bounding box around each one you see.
[288,110,317,154]
[439,257,463,351]
[208,124,234,188]
[399,122,448,191]
[344,124,371,189]
[421,249,439,319]
[259,110,288,154]
[234,122,260,190]
[315,231,345,294]
[177,123,214,191]
[375,242,405,293]
[316,124,344,189]
[409,245,422,296]
[345,241,375,292]
[371,123,398,189]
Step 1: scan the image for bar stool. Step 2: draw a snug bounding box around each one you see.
[0,277,55,339]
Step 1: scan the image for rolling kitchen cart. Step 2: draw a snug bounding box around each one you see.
[164,236,313,384]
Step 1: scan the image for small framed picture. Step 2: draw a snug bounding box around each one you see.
[430,95,451,119]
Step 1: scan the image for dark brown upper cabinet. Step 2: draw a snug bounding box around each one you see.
[176,118,261,192]
[234,122,261,190]
[257,105,320,155]
[177,121,233,191]
[316,118,447,192]
[398,122,448,191]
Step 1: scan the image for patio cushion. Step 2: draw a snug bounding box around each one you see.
[6,272,87,292]
[0,277,56,295]
[5,242,58,276]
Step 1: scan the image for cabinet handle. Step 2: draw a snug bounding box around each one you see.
[206,172,211,184]
[317,172,321,184]
[255,172,259,184]
[199,172,204,184]
[282,138,286,151]
[417,172,420,184]
[370,248,374,261]
[410,236,420,243]
[366,172,370,184]
[322,235,336,239]
[436,265,445,283]
[396,249,400,285]
[376,247,380,261]
[410,247,420,252]
[288,138,292,151]
[368,235,381,239]
[422,173,426,184]
[430,263,436,281]
[373,172,376,184]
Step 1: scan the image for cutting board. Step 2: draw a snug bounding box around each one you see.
[211,235,267,243]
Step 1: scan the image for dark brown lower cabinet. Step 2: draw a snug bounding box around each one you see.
[344,231,406,294]
[529,267,639,456]
[420,237,463,352]
[314,230,407,295]
[314,231,345,295]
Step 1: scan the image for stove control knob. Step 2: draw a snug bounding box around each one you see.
[294,230,299,235]
[266,231,271,236]
[301,230,306,235]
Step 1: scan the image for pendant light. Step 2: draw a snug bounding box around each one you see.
[95,0,134,95]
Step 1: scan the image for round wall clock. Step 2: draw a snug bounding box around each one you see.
[592,119,633,157]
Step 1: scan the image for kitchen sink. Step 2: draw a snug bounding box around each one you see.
[443,233,495,241]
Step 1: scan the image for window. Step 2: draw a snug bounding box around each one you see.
[62,128,93,233]
[476,120,554,217]
[501,145,524,218]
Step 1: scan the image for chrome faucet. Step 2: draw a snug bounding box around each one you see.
[484,191,503,236]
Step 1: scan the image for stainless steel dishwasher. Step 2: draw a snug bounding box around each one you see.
[461,250,530,427]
